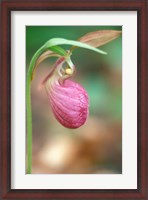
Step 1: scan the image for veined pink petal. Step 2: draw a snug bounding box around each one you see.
[48,79,89,128]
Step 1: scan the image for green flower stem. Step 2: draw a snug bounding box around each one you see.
[26,45,46,174]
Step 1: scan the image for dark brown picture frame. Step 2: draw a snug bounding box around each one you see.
[0,0,148,199]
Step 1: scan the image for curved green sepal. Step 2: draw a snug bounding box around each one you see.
[49,46,67,56]
[45,38,107,55]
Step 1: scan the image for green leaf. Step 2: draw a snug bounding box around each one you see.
[78,30,122,48]
[45,38,107,55]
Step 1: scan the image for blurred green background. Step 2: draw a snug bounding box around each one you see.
[26,26,122,174]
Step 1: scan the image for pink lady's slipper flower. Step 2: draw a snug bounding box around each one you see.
[41,56,89,129]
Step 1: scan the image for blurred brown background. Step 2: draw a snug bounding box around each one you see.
[26,26,122,174]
